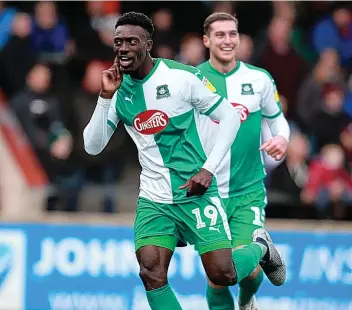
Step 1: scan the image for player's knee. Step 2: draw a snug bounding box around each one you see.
[139,264,168,289]
[207,265,237,286]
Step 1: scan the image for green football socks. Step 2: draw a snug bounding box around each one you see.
[146,283,182,310]
[206,285,235,310]
[238,268,264,305]
[207,243,265,309]
[232,243,265,282]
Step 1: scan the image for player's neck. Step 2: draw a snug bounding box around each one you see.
[130,55,155,80]
[209,57,237,74]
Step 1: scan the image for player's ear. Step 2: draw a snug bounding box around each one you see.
[203,35,210,48]
[146,39,153,52]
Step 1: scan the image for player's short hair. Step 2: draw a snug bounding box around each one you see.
[115,11,154,39]
[203,12,238,35]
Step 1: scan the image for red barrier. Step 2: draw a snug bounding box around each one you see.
[0,100,48,187]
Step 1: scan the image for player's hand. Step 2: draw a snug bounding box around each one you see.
[100,57,122,99]
[260,135,288,161]
[50,134,72,160]
[179,168,213,197]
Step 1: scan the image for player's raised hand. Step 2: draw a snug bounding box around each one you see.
[100,57,123,99]
[179,168,213,197]
[260,135,288,161]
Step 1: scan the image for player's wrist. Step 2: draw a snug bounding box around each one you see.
[201,165,215,176]
[97,96,112,107]
[276,134,289,143]
[99,90,115,99]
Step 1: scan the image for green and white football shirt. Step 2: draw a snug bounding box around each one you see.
[196,61,282,198]
[107,58,225,204]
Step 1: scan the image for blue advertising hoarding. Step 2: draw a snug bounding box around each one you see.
[0,223,351,310]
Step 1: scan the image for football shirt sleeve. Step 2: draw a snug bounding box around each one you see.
[260,74,282,119]
[83,93,120,155]
[260,74,290,142]
[188,71,225,116]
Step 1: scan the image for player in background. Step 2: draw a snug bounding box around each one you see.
[197,13,290,310]
[83,12,286,310]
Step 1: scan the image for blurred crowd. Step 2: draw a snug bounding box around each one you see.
[0,1,351,220]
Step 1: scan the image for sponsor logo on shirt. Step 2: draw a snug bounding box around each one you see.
[133,110,169,134]
[211,103,248,124]
[232,103,249,122]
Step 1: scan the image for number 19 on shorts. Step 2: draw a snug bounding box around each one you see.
[192,205,219,229]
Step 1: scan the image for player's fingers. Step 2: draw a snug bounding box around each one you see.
[179,180,190,189]
[259,140,271,151]
[265,143,279,154]
[199,177,207,187]
[270,149,281,158]
[187,181,195,196]
[275,153,284,161]
[102,70,114,82]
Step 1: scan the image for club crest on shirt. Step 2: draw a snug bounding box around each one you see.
[241,83,254,95]
[156,84,171,99]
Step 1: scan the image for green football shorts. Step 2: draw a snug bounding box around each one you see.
[223,187,267,248]
[134,195,232,255]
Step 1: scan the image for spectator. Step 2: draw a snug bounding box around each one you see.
[212,1,234,15]
[296,49,345,129]
[310,83,351,150]
[256,16,309,120]
[237,34,254,63]
[152,8,179,59]
[268,132,310,216]
[70,60,126,213]
[0,2,17,50]
[9,63,74,210]
[176,34,205,66]
[312,5,352,68]
[86,1,120,48]
[0,13,37,99]
[340,122,352,168]
[272,1,318,65]
[277,93,300,134]
[301,144,352,219]
[72,1,115,63]
[31,1,74,64]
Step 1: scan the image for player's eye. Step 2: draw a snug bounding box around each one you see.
[130,39,138,45]
[114,40,122,46]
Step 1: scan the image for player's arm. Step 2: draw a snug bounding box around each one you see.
[83,94,120,155]
[179,72,240,196]
[83,58,122,155]
[260,74,290,161]
[260,119,282,172]
[192,74,240,174]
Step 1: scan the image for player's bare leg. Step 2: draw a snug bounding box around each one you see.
[136,245,182,310]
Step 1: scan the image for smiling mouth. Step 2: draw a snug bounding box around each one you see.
[119,56,133,67]
[220,47,234,52]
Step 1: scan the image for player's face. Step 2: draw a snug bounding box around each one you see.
[114,25,153,73]
[204,20,239,64]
